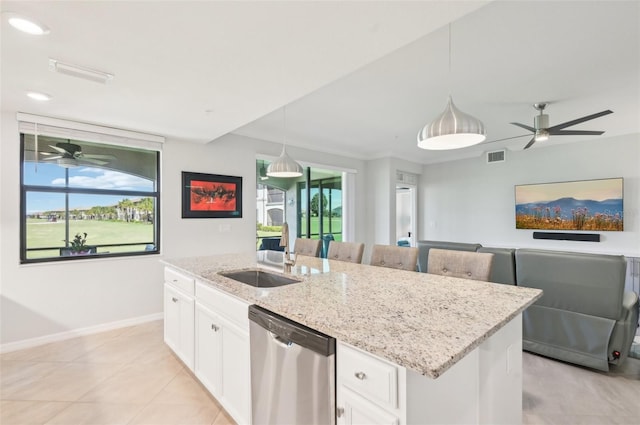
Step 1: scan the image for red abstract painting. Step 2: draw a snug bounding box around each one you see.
[189,180,236,211]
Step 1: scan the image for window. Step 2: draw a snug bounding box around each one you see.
[20,133,160,263]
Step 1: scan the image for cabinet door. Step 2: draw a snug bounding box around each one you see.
[220,316,252,425]
[195,303,223,398]
[164,283,195,370]
[338,387,399,425]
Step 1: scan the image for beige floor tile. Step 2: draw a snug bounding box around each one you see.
[212,409,236,425]
[43,402,145,425]
[2,362,124,402]
[0,400,70,425]
[1,361,61,391]
[78,361,181,404]
[128,403,221,425]
[150,369,217,406]
[117,320,164,338]
[72,334,158,365]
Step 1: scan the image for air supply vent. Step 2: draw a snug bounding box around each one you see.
[487,150,505,163]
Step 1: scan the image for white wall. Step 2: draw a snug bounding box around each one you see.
[419,134,640,256]
[364,157,422,255]
[0,113,367,347]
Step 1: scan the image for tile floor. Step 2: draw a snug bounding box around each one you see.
[1,320,234,425]
[2,320,639,425]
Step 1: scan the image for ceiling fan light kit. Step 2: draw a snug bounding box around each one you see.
[418,96,486,150]
[510,103,612,149]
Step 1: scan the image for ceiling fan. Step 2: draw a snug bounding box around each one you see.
[509,103,613,149]
[41,142,116,167]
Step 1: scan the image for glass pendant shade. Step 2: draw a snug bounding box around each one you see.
[266,145,303,178]
[417,96,486,150]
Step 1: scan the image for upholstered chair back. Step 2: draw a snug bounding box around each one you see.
[326,241,365,264]
[369,245,419,271]
[293,238,322,257]
[427,248,494,281]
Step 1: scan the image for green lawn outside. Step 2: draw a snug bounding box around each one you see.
[26,218,154,259]
[256,217,342,248]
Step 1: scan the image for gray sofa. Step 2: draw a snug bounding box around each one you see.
[516,249,639,371]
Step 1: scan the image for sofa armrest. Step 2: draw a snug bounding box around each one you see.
[609,291,639,365]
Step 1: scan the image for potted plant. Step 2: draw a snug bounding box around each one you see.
[69,232,90,255]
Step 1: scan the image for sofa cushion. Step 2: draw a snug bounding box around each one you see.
[516,249,626,320]
[477,247,516,285]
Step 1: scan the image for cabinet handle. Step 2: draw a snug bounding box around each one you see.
[211,324,220,332]
[354,371,366,380]
[171,297,179,303]
[336,407,345,418]
[172,279,178,283]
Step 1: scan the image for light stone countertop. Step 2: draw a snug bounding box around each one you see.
[162,251,542,379]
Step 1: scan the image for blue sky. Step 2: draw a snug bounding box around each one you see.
[25,163,153,213]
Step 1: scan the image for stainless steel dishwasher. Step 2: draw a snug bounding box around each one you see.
[249,305,336,425]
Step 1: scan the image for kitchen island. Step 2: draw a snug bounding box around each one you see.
[162,251,542,424]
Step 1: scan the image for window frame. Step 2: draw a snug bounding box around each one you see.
[19,133,162,264]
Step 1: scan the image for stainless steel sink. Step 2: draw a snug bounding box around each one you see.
[219,269,301,288]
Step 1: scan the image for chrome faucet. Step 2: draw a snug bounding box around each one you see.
[280,222,296,273]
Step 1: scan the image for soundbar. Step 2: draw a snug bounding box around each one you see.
[533,232,600,242]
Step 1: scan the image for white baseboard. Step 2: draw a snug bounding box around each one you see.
[0,312,163,354]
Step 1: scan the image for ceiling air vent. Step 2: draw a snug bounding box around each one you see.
[487,150,505,164]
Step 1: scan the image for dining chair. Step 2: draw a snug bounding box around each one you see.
[294,238,322,257]
[369,244,419,271]
[426,248,494,281]
[326,241,365,264]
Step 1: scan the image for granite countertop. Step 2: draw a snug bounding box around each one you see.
[162,251,542,379]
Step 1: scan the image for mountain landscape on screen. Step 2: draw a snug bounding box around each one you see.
[516,197,623,231]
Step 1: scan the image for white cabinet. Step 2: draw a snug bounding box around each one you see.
[337,343,401,425]
[163,269,195,371]
[194,281,251,425]
[336,315,523,425]
[339,387,399,425]
[195,303,222,397]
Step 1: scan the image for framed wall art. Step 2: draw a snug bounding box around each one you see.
[182,172,243,218]
[515,177,623,231]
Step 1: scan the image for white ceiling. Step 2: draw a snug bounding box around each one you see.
[2,1,639,165]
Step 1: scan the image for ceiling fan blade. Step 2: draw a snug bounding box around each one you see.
[523,136,537,150]
[480,134,530,145]
[510,122,536,132]
[43,155,63,160]
[49,145,70,155]
[547,110,613,131]
[80,158,109,166]
[548,130,605,136]
[82,153,117,160]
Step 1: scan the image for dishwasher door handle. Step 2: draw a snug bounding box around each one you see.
[270,332,293,348]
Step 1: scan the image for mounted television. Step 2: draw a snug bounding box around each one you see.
[515,177,623,231]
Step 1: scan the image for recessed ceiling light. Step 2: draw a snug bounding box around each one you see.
[49,58,114,84]
[7,13,50,35]
[26,91,52,101]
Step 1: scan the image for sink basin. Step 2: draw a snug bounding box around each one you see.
[219,269,301,288]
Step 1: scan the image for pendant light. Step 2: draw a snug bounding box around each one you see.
[267,106,303,178]
[417,23,485,150]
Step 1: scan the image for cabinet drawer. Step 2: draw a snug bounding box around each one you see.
[339,343,398,410]
[165,267,195,295]
[196,281,249,329]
